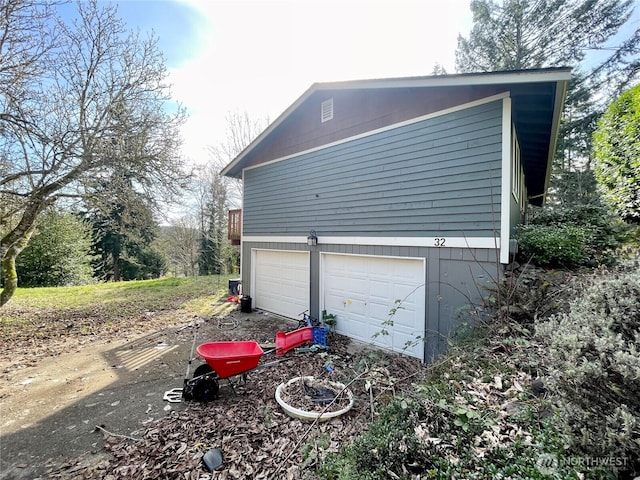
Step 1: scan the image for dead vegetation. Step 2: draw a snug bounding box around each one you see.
[0,277,422,479]
[7,267,637,479]
[33,319,425,480]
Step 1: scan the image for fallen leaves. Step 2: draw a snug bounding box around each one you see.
[2,293,426,480]
[45,332,425,480]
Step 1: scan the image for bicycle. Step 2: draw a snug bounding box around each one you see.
[296,310,321,329]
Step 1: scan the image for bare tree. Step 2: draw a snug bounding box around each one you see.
[182,111,267,277]
[0,0,60,126]
[0,0,59,237]
[0,0,188,306]
[186,163,232,276]
[159,216,200,277]
[208,110,268,208]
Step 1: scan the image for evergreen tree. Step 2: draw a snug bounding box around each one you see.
[86,172,163,281]
[15,209,94,287]
[456,0,636,71]
[593,84,640,223]
[198,172,229,275]
[456,0,640,206]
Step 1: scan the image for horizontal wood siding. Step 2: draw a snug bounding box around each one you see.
[243,100,503,238]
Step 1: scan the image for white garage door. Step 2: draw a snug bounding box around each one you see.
[253,250,310,319]
[322,253,425,359]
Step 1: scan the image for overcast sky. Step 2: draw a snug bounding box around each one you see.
[110,0,474,165]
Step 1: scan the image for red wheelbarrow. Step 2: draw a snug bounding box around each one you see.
[197,340,265,378]
[165,340,285,402]
[163,326,327,403]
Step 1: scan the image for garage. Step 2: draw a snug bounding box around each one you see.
[322,253,426,359]
[252,249,310,319]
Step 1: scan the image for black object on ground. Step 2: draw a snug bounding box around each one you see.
[303,380,337,405]
[240,296,252,313]
[203,448,223,471]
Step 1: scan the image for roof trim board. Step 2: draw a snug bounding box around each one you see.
[242,235,501,249]
[540,77,570,202]
[312,68,572,91]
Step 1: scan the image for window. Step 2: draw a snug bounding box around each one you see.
[520,171,527,213]
[511,126,522,202]
[321,98,333,123]
[511,126,527,214]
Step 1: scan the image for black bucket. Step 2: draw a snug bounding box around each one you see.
[240,296,252,313]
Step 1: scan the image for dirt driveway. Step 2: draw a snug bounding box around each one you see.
[0,308,298,480]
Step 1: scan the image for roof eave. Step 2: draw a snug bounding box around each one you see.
[317,68,572,91]
[537,77,570,207]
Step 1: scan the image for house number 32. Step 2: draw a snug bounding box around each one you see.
[434,237,446,247]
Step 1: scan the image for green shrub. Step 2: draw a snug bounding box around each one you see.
[528,204,625,264]
[535,272,640,475]
[318,398,428,479]
[618,224,640,257]
[516,224,589,267]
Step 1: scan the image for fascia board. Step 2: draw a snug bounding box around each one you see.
[539,78,570,206]
[318,69,572,91]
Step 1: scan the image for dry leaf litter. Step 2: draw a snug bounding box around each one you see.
[41,317,425,480]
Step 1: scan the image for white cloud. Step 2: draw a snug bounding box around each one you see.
[169,0,472,164]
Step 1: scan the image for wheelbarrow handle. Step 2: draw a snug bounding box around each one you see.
[255,358,291,370]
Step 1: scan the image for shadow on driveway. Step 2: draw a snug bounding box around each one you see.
[0,325,195,480]
[0,308,294,480]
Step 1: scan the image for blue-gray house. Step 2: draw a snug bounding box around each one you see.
[221,68,571,361]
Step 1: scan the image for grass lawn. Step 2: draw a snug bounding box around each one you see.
[3,274,234,316]
[0,275,238,353]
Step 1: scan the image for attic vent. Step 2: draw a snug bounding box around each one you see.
[321,98,333,123]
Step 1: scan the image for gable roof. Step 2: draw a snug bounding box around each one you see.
[221,67,571,206]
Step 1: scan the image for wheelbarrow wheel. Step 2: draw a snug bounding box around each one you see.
[183,364,219,402]
[193,363,214,378]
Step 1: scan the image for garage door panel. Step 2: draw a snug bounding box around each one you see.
[369,302,391,320]
[347,277,367,296]
[254,250,309,319]
[395,333,419,352]
[349,317,369,338]
[348,298,367,315]
[325,291,343,311]
[373,332,393,350]
[345,257,368,275]
[370,280,391,300]
[323,253,425,359]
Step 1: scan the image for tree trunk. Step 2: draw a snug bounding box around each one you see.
[1,251,19,307]
[0,201,42,307]
[112,252,121,282]
[0,232,34,306]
